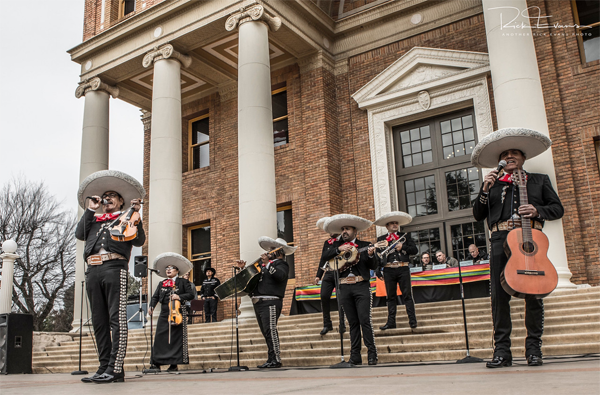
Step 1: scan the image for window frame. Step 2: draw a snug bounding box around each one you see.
[188,114,210,171]
[276,204,295,279]
[272,86,289,146]
[118,0,135,18]
[187,221,211,289]
[572,0,600,64]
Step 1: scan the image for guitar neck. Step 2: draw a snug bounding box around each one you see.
[516,171,532,242]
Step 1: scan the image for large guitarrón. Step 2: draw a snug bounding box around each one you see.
[214,261,262,300]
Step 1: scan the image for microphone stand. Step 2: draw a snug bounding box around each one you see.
[330,257,353,369]
[143,268,160,374]
[229,266,249,371]
[71,280,88,375]
[456,261,483,364]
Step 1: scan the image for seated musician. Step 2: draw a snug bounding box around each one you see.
[471,127,564,368]
[236,237,296,369]
[148,253,195,372]
[468,244,489,263]
[320,214,378,366]
[435,250,458,268]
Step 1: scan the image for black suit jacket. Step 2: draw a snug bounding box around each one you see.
[75,209,146,261]
[253,258,289,299]
[473,172,564,229]
[321,239,378,280]
[150,277,195,309]
[315,237,339,279]
[376,232,418,267]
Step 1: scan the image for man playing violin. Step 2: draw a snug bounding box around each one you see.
[471,128,564,368]
[374,212,418,330]
[236,237,296,369]
[75,189,145,383]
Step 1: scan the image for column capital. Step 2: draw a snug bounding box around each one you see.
[142,44,192,69]
[225,4,281,32]
[75,77,119,99]
[140,109,152,131]
[0,252,19,260]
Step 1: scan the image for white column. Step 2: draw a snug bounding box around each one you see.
[0,240,19,315]
[226,5,282,319]
[72,78,118,330]
[482,0,576,289]
[143,45,191,297]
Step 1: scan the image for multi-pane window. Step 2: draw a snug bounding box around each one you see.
[189,115,209,170]
[399,125,433,168]
[445,167,480,211]
[272,87,288,146]
[277,205,294,279]
[450,221,487,261]
[572,0,600,63]
[404,175,437,217]
[189,222,211,287]
[120,0,135,17]
[408,228,442,266]
[440,114,475,160]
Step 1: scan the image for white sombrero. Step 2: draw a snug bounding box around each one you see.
[374,211,413,227]
[78,170,145,214]
[316,217,330,231]
[258,236,297,256]
[323,214,372,234]
[471,127,552,168]
[152,252,193,278]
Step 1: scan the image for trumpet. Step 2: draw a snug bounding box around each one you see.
[378,233,407,258]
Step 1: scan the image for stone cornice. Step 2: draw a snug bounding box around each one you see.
[75,77,119,99]
[298,51,334,74]
[218,81,238,102]
[143,44,192,68]
[140,110,152,131]
[225,3,282,32]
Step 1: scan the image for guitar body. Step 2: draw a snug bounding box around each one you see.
[501,228,558,299]
[326,247,359,272]
[214,262,262,300]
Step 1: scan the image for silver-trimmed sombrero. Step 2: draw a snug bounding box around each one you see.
[258,236,297,256]
[374,211,413,227]
[324,214,372,234]
[78,170,145,214]
[470,127,552,168]
[152,252,193,278]
[316,217,330,231]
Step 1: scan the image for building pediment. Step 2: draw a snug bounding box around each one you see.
[353,47,490,110]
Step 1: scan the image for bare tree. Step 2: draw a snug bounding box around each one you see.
[0,178,76,331]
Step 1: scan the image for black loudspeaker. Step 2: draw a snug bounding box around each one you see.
[0,313,33,374]
[134,255,148,278]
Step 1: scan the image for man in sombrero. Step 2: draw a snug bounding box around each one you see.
[471,128,564,368]
[236,237,296,369]
[313,216,346,336]
[75,170,146,383]
[373,211,418,330]
[320,214,378,365]
[200,267,221,322]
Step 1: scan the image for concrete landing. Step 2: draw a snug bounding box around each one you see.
[2,355,598,395]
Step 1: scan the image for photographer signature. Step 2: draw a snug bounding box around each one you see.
[489,6,591,30]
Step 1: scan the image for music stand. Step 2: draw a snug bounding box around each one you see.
[229,266,249,371]
[456,261,483,364]
[329,257,353,369]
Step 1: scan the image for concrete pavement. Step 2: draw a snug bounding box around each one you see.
[2,356,599,395]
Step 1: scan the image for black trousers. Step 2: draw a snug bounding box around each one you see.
[490,231,544,359]
[253,299,283,363]
[383,266,417,327]
[85,260,129,375]
[320,272,346,329]
[338,281,377,362]
[204,298,218,322]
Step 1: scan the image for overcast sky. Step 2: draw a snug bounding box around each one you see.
[0,1,144,213]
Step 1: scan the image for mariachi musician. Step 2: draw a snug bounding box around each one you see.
[236,237,296,369]
[314,216,346,336]
[374,211,418,330]
[320,214,378,366]
[148,253,195,372]
[471,127,564,368]
[75,170,145,384]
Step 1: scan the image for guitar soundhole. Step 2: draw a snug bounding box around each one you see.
[342,251,352,260]
[521,241,535,254]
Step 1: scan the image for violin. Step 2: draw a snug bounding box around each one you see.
[168,298,183,326]
[110,200,143,242]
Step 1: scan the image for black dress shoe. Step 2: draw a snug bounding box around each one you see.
[527,355,543,366]
[267,361,282,368]
[81,373,103,383]
[349,358,362,366]
[257,361,273,369]
[379,323,396,330]
[167,365,178,372]
[91,372,125,383]
[320,326,333,335]
[368,358,378,366]
[410,322,418,329]
[486,356,512,368]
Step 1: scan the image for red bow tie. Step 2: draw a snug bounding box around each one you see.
[386,233,400,242]
[96,213,120,222]
[342,242,358,248]
[327,238,337,245]
[163,279,175,288]
[499,173,527,184]
[262,260,275,268]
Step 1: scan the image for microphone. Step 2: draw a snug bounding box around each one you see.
[87,196,108,205]
[496,160,507,173]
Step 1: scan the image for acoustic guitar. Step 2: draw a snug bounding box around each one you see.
[500,170,558,299]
